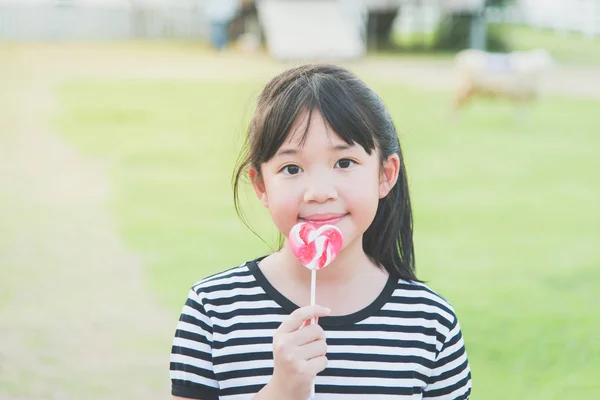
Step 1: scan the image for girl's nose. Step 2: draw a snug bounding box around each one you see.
[303,172,337,203]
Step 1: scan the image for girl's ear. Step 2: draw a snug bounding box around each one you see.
[249,167,269,208]
[379,154,400,199]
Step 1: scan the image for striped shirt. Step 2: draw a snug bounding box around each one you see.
[170,258,471,399]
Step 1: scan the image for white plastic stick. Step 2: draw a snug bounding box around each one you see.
[310,269,316,399]
[310,269,316,320]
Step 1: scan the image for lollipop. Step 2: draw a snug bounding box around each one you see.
[289,222,343,270]
[289,222,343,399]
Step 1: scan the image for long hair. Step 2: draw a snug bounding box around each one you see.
[233,64,417,281]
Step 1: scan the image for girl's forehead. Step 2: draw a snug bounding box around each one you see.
[284,127,345,148]
[283,109,346,147]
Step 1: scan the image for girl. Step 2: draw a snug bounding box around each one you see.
[170,64,471,399]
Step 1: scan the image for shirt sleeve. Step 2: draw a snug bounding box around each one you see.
[423,317,472,399]
[170,288,219,399]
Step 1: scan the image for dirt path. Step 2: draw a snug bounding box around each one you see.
[0,43,598,400]
[0,49,172,399]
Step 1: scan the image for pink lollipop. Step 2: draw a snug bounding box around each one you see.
[288,222,343,399]
[289,222,344,270]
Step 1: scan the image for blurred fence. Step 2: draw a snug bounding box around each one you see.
[0,0,208,40]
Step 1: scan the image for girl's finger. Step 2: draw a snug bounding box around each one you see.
[299,339,327,360]
[300,316,318,329]
[304,355,328,375]
[289,324,326,346]
[277,306,330,334]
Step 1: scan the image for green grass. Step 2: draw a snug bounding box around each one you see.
[392,24,600,66]
[504,25,600,66]
[55,78,600,399]
[54,80,277,308]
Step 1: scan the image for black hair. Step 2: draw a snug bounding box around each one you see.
[233,64,418,281]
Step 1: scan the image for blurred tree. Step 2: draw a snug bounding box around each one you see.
[433,0,511,52]
[366,7,400,50]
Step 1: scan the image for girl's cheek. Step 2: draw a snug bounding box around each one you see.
[270,193,300,214]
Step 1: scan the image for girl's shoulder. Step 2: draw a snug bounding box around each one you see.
[389,278,460,326]
[189,259,257,296]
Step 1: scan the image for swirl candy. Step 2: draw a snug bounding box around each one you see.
[289,222,344,270]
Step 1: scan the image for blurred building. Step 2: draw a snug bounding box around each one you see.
[0,0,209,40]
[0,0,598,55]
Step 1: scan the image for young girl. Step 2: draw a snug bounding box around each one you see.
[170,64,471,399]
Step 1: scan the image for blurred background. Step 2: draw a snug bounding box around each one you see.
[1,0,599,399]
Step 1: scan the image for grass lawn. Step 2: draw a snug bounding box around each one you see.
[392,24,600,66]
[55,76,600,399]
[503,25,600,66]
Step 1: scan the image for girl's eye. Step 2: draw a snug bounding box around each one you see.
[281,164,303,175]
[335,159,356,169]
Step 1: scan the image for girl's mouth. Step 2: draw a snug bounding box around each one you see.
[299,213,348,227]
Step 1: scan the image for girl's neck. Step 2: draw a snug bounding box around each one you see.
[257,236,390,314]
[274,235,383,287]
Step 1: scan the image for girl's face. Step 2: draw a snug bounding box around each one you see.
[250,110,399,253]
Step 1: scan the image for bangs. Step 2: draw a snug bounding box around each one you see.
[253,71,379,166]
[312,74,377,154]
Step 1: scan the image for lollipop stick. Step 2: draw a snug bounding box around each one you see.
[310,269,316,399]
[310,269,316,324]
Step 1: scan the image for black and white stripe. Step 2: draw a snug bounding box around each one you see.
[170,259,471,399]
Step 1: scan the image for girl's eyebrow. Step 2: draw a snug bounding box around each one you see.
[275,143,353,157]
[332,144,353,151]
[275,147,299,157]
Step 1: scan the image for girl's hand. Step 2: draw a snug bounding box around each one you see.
[268,305,331,400]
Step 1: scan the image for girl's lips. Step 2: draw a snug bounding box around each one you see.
[300,214,347,227]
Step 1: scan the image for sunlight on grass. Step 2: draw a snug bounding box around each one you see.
[54,80,278,305]
[505,25,600,66]
[391,24,600,66]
